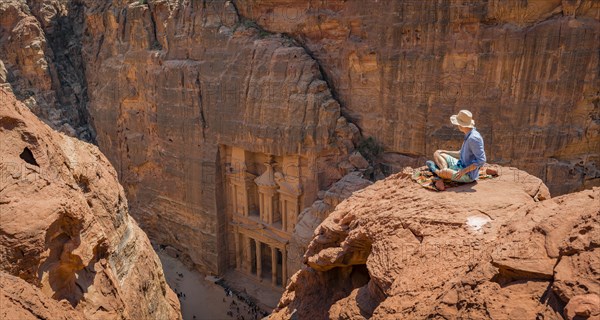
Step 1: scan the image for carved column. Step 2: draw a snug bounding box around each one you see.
[274,156,302,232]
[282,247,288,287]
[280,194,300,233]
[271,246,277,286]
[255,239,262,281]
[231,183,238,214]
[280,198,288,231]
[244,235,251,274]
[229,147,256,216]
[234,231,241,270]
[258,192,265,221]
[255,162,279,224]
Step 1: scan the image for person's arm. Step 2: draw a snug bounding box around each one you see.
[456,163,478,178]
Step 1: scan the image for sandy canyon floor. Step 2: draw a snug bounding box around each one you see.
[157,250,268,320]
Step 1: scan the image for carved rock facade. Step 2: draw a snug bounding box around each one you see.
[78,0,358,280]
[2,0,599,305]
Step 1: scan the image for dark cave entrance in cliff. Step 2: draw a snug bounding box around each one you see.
[350,264,371,289]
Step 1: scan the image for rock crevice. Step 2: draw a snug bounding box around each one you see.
[0,88,181,320]
[272,168,599,319]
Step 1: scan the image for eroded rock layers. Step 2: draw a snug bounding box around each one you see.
[236,0,600,196]
[0,88,180,319]
[273,168,599,319]
[1,0,598,282]
[0,0,94,140]
[80,0,356,275]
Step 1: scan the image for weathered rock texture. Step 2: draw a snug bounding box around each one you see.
[0,0,94,141]
[79,0,357,275]
[272,167,599,319]
[0,271,85,320]
[1,0,599,294]
[236,0,600,196]
[0,88,180,319]
[288,171,372,273]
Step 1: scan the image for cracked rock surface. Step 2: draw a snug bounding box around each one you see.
[0,88,180,320]
[273,167,599,319]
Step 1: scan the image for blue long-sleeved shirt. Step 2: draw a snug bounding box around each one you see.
[458,128,486,180]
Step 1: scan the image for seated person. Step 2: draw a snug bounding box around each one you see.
[427,110,486,183]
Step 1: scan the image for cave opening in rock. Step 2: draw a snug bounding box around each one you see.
[19,147,38,166]
[350,264,371,289]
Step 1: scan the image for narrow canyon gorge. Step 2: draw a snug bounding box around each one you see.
[0,0,599,319]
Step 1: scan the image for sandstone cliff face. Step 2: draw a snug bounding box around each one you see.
[236,0,600,196]
[272,167,599,319]
[0,0,93,140]
[1,0,598,290]
[79,0,355,274]
[0,88,180,319]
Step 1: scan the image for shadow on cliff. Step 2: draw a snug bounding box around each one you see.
[24,0,96,142]
[38,212,109,307]
[446,181,478,193]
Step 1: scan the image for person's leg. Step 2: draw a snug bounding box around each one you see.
[436,168,456,180]
[435,168,475,183]
[434,155,474,183]
[433,150,449,169]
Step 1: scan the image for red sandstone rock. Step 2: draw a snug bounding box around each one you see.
[272,169,599,319]
[288,171,373,274]
[0,0,92,139]
[564,294,600,320]
[77,0,599,277]
[1,0,598,297]
[0,88,180,319]
[0,271,85,320]
[78,0,356,276]
[236,0,600,196]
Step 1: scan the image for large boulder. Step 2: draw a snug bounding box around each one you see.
[272,168,599,319]
[0,88,181,319]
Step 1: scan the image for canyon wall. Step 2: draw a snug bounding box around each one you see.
[236,0,600,196]
[0,88,180,319]
[1,0,599,289]
[273,167,599,319]
[79,0,355,276]
[0,0,94,141]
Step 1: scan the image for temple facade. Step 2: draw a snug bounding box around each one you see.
[221,146,315,287]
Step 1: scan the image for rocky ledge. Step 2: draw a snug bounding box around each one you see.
[0,88,180,319]
[272,167,599,319]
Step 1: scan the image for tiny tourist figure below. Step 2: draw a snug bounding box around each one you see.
[426,110,487,191]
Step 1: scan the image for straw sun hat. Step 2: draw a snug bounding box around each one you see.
[450,110,475,128]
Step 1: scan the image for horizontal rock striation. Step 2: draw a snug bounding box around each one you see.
[79,0,356,275]
[236,0,600,196]
[2,0,599,300]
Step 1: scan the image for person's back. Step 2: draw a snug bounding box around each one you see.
[459,127,486,181]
